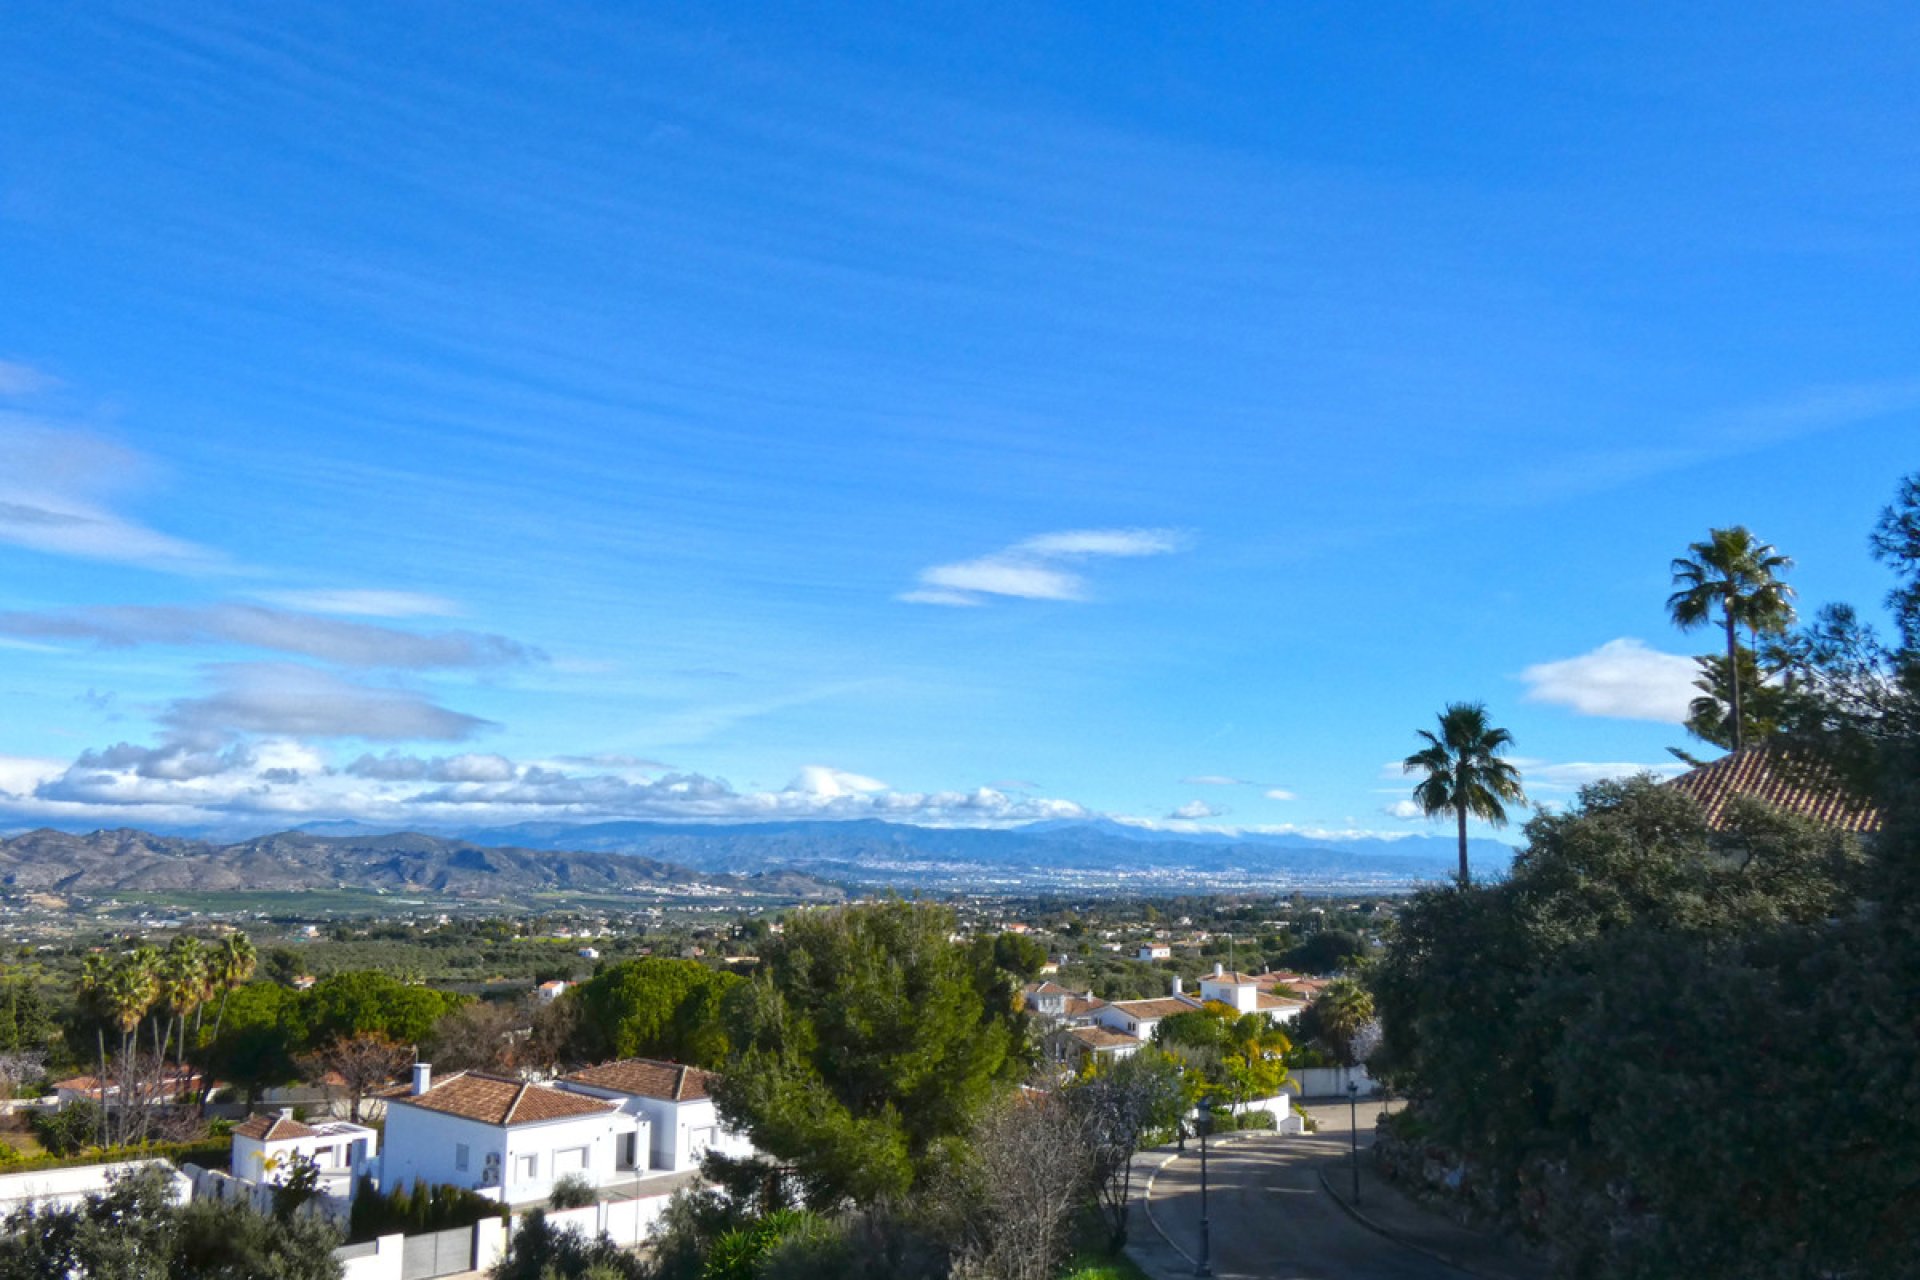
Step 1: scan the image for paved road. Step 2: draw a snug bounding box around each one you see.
[1127,1102,1483,1280]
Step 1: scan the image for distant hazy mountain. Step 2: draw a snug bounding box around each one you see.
[451,817,1513,890]
[0,827,838,901]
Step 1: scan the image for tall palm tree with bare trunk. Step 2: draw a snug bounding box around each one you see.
[1668,526,1795,754]
[1403,702,1527,885]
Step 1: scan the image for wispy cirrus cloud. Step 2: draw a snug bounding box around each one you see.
[1519,638,1697,723]
[256,589,463,619]
[0,603,536,669]
[900,527,1189,606]
[0,360,59,396]
[0,424,225,571]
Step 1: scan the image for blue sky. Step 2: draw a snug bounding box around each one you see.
[0,4,1914,836]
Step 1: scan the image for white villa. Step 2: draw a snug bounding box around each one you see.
[1197,964,1305,1025]
[231,1109,379,1198]
[380,1065,639,1205]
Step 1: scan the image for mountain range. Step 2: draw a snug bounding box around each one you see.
[0,827,837,901]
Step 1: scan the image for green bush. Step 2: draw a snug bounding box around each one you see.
[549,1173,597,1209]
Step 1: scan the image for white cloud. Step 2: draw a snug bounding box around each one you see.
[920,560,1085,601]
[1013,529,1187,557]
[1510,757,1688,791]
[1519,638,1697,723]
[258,589,463,618]
[1181,775,1245,786]
[902,526,1188,606]
[786,765,889,798]
[1263,788,1297,801]
[0,603,536,669]
[10,741,1093,829]
[1381,799,1427,821]
[1168,799,1224,820]
[159,664,495,741]
[895,588,983,607]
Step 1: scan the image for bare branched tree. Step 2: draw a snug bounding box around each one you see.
[297,1034,412,1123]
[948,1090,1094,1280]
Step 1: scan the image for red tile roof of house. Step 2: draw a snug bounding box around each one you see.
[232,1111,318,1141]
[562,1058,714,1102]
[1068,1025,1141,1052]
[1061,995,1107,1017]
[1667,746,1883,834]
[391,1072,618,1126]
[1107,997,1200,1021]
[1257,992,1306,1012]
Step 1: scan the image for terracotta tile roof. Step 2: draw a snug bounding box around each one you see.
[232,1111,318,1141]
[1668,746,1883,835]
[1257,992,1306,1012]
[1022,980,1076,998]
[1068,1025,1141,1052]
[562,1058,714,1102]
[1107,997,1200,1021]
[391,1071,618,1127]
[1061,995,1107,1017]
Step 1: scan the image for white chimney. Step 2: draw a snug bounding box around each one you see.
[278,1106,294,1122]
[1170,975,1182,997]
[412,1063,432,1096]
[1213,962,1224,977]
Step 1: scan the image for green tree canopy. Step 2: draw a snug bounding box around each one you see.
[1668,524,1796,753]
[298,971,456,1048]
[713,901,1029,1207]
[572,957,742,1066]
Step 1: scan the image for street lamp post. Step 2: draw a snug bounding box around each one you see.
[1347,1078,1361,1205]
[1195,1097,1214,1278]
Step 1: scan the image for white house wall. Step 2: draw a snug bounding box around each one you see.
[381,1105,634,1204]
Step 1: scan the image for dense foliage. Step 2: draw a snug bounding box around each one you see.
[572,957,743,1066]
[0,1164,342,1280]
[1373,474,1920,1279]
[713,900,1031,1207]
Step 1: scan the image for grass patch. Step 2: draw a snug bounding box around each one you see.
[1059,1252,1151,1280]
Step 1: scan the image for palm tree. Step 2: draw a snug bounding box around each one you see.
[1403,701,1527,885]
[209,933,257,1042]
[159,936,207,1069]
[1668,526,1796,754]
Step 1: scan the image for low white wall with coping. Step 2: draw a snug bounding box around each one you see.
[1289,1065,1377,1099]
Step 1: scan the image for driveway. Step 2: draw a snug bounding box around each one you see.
[1124,1103,1539,1280]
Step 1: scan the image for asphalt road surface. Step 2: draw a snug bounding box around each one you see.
[1131,1105,1480,1280]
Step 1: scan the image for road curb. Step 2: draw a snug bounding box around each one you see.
[1315,1167,1501,1280]
[1140,1131,1275,1270]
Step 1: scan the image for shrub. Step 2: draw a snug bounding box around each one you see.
[32,1100,102,1155]
[549,1173,597,1209]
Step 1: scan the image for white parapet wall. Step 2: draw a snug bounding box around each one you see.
[0,1159,192,1216]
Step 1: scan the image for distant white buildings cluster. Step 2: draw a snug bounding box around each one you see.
[1027,962,1310,1065]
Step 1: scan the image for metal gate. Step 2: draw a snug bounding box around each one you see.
[400,1225,474,1279]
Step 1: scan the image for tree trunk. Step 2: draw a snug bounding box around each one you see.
[1726,600,1745,753]
[1457,803,1470,885]
[96,1028,109,1148]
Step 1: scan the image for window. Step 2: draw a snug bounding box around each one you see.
[554,1146,588,1174]
[455,1144,469,1172]
[517,1153,537,1182]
